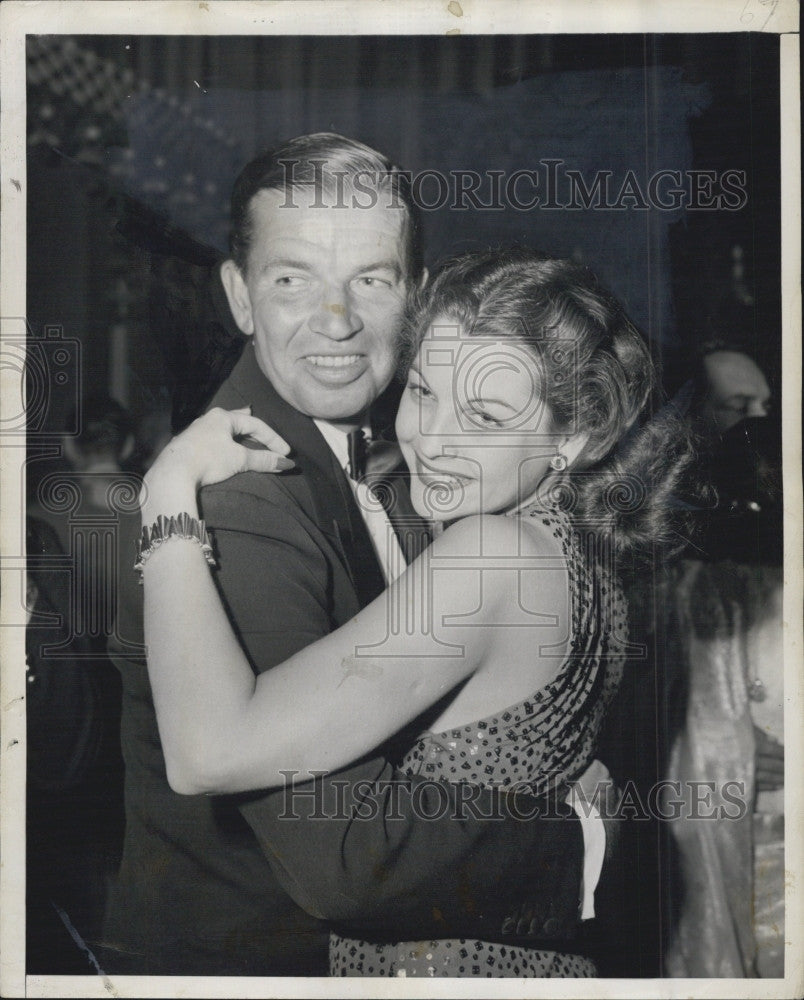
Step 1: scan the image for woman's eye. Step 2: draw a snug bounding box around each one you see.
[407,381,431,399]
[471,410,502,427]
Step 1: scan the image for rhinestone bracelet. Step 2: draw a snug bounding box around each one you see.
[134,512,216,583]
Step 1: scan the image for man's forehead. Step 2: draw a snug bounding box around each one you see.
[705,351,769,395]
[248,186,407,241]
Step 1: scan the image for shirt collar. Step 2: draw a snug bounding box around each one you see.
[313,418,372,474]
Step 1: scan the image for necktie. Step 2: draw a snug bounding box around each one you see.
[346,429,430,563]
[347,429,402,480]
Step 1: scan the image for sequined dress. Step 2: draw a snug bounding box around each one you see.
[330,505,628,977]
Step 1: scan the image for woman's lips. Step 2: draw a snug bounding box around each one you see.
[413,458,473,489]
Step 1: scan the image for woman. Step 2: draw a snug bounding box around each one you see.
[138,249,693,976]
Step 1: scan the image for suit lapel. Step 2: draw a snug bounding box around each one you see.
[217,345,386,606]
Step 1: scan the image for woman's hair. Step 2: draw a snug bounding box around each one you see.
[401,247,702,554]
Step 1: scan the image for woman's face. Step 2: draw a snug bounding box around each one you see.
[396,317,562,521]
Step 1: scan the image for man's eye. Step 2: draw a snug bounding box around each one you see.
[275,275,306,287]
[354,276,392,289]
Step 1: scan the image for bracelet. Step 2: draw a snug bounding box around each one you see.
[134,512,216,582]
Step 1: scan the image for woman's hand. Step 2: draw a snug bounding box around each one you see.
[141,407,294,519]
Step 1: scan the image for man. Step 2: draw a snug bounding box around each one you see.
[698,348,772,436]
[104,134,596,975]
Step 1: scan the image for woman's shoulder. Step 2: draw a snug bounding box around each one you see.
[432,508,569,563]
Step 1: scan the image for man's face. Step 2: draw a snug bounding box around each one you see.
[222,187,411,426]
[702,350,771,434]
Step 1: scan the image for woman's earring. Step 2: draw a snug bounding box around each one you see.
[550,453,568,472]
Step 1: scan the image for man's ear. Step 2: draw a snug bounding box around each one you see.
[220,259,255,336]
[119,433,136,464]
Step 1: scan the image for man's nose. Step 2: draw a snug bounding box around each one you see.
[746,397,770,418]
[309,285,363,340]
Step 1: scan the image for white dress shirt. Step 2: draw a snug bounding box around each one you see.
[313,420,406,584]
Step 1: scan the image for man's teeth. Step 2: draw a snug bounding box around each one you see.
[308,355,361,368]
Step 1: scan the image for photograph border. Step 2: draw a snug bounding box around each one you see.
[1,2,801,998]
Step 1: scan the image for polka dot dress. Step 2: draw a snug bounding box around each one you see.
[330,505,628,978]
[329,937,598,978]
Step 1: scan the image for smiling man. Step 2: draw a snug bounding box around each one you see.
[220,182,407,427]
[105,134,593,976]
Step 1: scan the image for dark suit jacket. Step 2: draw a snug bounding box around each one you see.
[105,342,585,975]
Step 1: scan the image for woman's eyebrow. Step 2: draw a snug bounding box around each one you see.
[465,396,518,412]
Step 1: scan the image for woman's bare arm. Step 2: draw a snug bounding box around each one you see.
[143,509,531,793]
[141,409,567,795]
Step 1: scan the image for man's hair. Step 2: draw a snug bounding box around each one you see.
[65,393,133,462]
[228,132,423,279]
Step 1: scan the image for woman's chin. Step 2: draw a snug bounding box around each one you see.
[409,478,505,522]
[411,497,441,521]
[411,494,475,523]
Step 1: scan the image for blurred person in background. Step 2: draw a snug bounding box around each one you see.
[26,517,109,971]
[25,394,138,971]
[694,345,772,438]
[594,263,781,974]
[663,414,784,977]
[655,282,783,973]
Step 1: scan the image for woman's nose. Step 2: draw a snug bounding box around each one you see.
[309,286,363,340]
[416,403,463,458]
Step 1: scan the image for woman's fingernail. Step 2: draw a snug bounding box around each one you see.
[275,457,295,471]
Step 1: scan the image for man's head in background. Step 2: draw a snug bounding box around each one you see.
[220,133,425,429]
[63,393,134,472]
[697,348,771,436]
